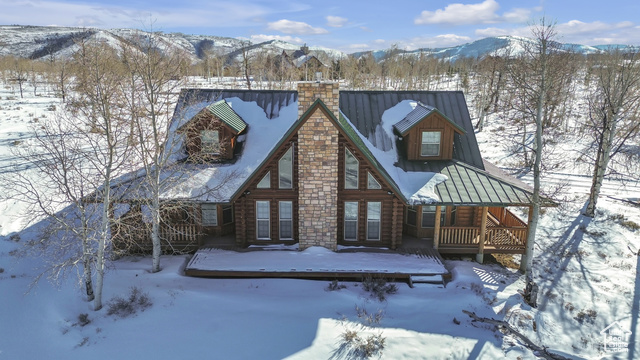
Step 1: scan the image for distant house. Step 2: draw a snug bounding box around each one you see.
[273,47,329,81]
[112,82,552,261]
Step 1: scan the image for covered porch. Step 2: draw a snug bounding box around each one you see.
[435,206,529,259]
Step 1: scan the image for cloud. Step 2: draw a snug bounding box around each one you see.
[502,8,532,23]
[267,19,328,35]
[360,26,373,32]
[475,20,640,45]
[0,0,291,30]
[326,16,347,28]
[415,0,500,25]
[403,34,472,50]
[249,34,304,44]
[414,0,535,26]
[346,43,370,51]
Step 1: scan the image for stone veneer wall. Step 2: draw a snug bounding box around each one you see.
[297,82,340,250]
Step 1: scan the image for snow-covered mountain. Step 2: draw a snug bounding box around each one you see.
[2,26,636,65]
[352,36,618,62]
[0,25,346,63]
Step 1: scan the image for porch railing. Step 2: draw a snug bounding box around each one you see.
[439,226,527,250]
[160,223,201,245]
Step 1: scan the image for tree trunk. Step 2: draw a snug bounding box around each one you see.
[585,112,617,217]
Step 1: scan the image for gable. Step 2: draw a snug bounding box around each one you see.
[339,91,484,169]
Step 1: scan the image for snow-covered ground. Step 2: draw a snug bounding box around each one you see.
[1,78,639,359]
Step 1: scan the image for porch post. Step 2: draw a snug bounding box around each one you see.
[477,206,488,263]
[433,205,442,249]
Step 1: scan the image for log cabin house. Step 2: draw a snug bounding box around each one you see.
[111,82,552,262]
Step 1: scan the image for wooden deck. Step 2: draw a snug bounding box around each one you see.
[184,236,449,285]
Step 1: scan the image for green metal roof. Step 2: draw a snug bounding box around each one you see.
[206,100,247,134]
[428,160,553,206]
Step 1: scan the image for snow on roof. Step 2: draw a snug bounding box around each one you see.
[116,95,298,203]
[340,100,447,204]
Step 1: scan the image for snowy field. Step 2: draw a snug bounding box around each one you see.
[1,79,639,359]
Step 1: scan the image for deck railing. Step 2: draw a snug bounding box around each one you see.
[439,225,527,250]
[160,223,201,245]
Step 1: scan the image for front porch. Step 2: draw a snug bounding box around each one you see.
[434,206,529,260]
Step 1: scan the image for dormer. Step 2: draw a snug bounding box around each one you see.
[177,100,247,161]
[392,102,465,161]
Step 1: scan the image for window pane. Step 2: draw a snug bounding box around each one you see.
[367,221,380,240]
[256,201,270,239]
[344,201,358,240]
[421,206,445,228]
[407,207,417,226]
[367,202,381,240]
[367,202,381,220]
[367,172,381,189]
[279,147,293,189]
[344,202,358,220]
[222,205,233,224]
[421,131,440,156]
[202,204,218,226]
[201,130,220,154]
[257,201,270,219]
[345,148,359,189]
[257,172,270,189]
[280,202,293,240]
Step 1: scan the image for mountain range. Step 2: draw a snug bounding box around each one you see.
[0,25,637,64]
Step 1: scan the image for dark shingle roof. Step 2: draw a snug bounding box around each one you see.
[206,100,247,134]
[339,91,484,169]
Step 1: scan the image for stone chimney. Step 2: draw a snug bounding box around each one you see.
[296,82,340,251]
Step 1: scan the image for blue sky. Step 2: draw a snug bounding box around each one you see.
[2,0,639,51]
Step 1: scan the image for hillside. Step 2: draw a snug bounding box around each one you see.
[0,25,346,63]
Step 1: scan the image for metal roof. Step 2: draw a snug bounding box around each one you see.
[339,91,484,170]
[176,89,298,120]
[206,100,247,134]
[398,159,548,206]
[392,102,466,136]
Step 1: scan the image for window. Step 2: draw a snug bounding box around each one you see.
[367,172,381,190]
[256,201,270,239]
[449,206,457,226]
[279,201,293,239]
[279,147,293,189]
[345,148,359,189]
[222,205,233,224]
[421,206,445,228]
[367,202,381,241]
[421,131,441,156]
[201,130,220,155]
[344,202,358,240]
[406,206,417,226]
[201,204,218,226]
[257,171,270,189]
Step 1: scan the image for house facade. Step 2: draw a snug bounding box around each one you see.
[113,82,548,261]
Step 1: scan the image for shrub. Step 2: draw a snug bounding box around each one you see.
[355,305,384,326]
[361,275,397,302]
[338,330,386,359]
[77,313,90,327]
[326,279,347,291]
[106,287,152,318]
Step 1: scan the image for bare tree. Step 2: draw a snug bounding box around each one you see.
[507,18,564,305]
[4,110,98,301]
[11,57,28,98]
[120,31,189,273]
[70,40,134,310]
[583,50,640,217]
